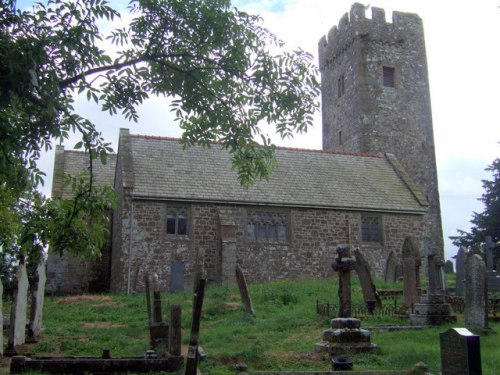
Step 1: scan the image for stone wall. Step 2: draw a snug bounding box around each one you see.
[319,3,443,259]
[110,199,426,292]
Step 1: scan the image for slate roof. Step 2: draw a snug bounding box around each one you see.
[121,133,428,214]
[52,145,117,199]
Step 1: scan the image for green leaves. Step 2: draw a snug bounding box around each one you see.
[1,0,320,257]
[450,158,500,248]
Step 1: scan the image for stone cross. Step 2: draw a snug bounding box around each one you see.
[331,244,355,318]
[484,236,494,272]
[427,254,446,295]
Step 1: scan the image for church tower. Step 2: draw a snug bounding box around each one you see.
[319,4,443,255]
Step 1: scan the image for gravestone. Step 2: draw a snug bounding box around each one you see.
[482,236,500,293]
[464,254,488,328]
[28,260,47,340]
[402,237,420,311]
[410,242,456,326]
[454,247,467,296]
[444,260,454,274]
[440,328,481,375]
[353,248,381,307]
[8,260,29,349]
[384,251,398,283]
[150,274,168,357]
[170,260,185,292]
[169,304,182,356]
[235,264,255,316]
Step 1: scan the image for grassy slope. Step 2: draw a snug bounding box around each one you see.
[14,277,500,374]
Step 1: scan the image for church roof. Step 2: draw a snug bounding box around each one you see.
[119,131,428,214]
[51,145,117,199]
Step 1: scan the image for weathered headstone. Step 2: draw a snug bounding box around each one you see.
[28,260,47,340]
[482,236,500,293]
[444,260,454,274]
[235,264,255,316]
[150,274,168,357]
[464,253,488,328]
[440,328,481,375]
[353,248,381,307]
[170,260,185,292]
[402,237,420,311]
[410,242,456,326]
[8,259,29,350]
[384,251,398,284]
[185,278,207,375]
[145,274,152,326]
[454,247,467,296]
[483,236,494,272]
[169,304,182,356]
[152,274,163,324]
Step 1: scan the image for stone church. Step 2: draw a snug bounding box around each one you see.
[46,3,443,294]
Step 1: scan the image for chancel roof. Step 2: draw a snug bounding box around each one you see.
[120,132,428,214]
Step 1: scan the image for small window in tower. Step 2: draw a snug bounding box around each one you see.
[338,131,342,145]
[337,75,345,97]
[383,66,395,88]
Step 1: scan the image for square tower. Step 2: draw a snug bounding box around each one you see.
[319,3,443,256]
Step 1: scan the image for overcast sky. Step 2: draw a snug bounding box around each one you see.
[25,0,500,262]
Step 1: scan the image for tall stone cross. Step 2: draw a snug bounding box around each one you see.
[332,244,356,318]
[484,236,494,272]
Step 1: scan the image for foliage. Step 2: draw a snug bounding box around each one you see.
[450,158,500,249]
[0,0,320,259]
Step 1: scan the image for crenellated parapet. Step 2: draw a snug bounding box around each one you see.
[318,3,423,71]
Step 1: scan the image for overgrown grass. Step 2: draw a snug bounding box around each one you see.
[8,276,500,374]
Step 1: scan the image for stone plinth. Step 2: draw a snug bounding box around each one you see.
[315,318,378,355]
[410,294,457,326]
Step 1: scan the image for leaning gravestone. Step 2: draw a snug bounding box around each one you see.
[402,237,420,311]
[464,253,488,328]
[353,248,381,307]
[440,328,481,375]
[454,247,467,296]
[235,264,255,316]
[8,260,29,349]
[28,260,47,339]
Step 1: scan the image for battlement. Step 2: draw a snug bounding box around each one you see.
[319,3,423,70]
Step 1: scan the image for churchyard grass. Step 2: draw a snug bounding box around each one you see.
[6,277,500,375]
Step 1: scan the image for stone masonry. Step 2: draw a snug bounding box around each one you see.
[319,3,444,261]
[110,199,426,292]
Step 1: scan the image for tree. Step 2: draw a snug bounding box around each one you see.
[0,0,320,258]
[450,158,500,249]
